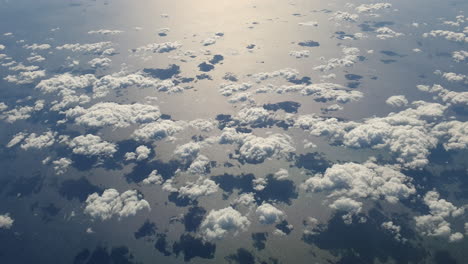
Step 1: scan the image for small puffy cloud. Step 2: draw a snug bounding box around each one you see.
[20,131,56,150]
[299,21,318,27]
[23,43,51,50]
[355,3,392,13]
[252,68,299,83]
[0,214,14,229]
[449,232,464,243]
[256,203,285,224]
[142,170,163,185]
[452,50,468,62]
[132,41,181,53]
[232,193,256,208]
[178,178,219,200]
[6,132,27,148]
[68,134,117,157]
[202,38,216,46]
[289,50,310,58]
[375,27,404,40]
[187,155,211,175]
[417,84,468,108]
[65,102,161,128]
[432,121,468,151]
[200,207,250,240]
[382,221,405,242]
[84,189,150,220]
[173,142,201,164]
[125,145,151,161]
[52,158,72,175]
[56,42,113,54]
[314,47,360,71]
[132,120,185,141]
[329,197,362,214]
[329,11,359,22]
[219,128,296,163]
[423,30,468,43]
[273,169,289,180]
[88,57,111,69]
[88,29,123,35]
[386,95,408,107]
[27,55,45,63]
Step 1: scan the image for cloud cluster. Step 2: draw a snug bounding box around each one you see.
[386,95,408,107]
[20,131,56,150]
[84,189,150,220]
[68,134,117,157]
[132,41,181,53]
[52,157,72,175]
[256,203,285,224]
[0,214,14,229]
[219,128,295,163]
[200,207,250,240]
[302,160,416,204]
[355,3,392,13]
[125,145,151,161]
[65,102,161,128]
[314,47,360,71]
[56,42,113,54]
[414,191,465,242]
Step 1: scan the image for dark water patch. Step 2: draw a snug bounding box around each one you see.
[288,76,312,85]
[303,210,427,264]
[155,234,172,256]
[434,251,457,264]
[196,73,212,80]
[295,152,331,173]
[168,192,197,207]
[40,203,61,222]
[380,50,406,57]
[134,220,157,240]
[252,232,268,250]
[183,206,206,232]
[173,234,216,262]
[211,173,255,197]
[125,159,181,183]
[263,101,301,113]
[223,72,238,82]
[209,55,224,64]
[381,59,397,64]
[347,82,361,88]
[298,40,320,47]
[59,177,103,202]
[255,175,298,205]
[73,246,137,264]
[225,248,255,264]
[143,64,180,80]
[275,220,293,235]
[344,74,363,81]
[7,173,44,197]
[246,44,256,49]
[198,62,214,72]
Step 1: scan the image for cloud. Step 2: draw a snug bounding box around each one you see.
[298,21,318,27]
[289,50,310,58]
[273,169,289,180]
[386,95,408,107]
[52,158,72,175]
[200,207,250,240]
[178,178,219,200]
[173,142,202,164]
[88,57,111,69]
[7,132,27,148]
[432,121,468,150]
[4,70,45,84]
[256,203,285,224]
[84,189,150,220]
[414,191,465,240]
[187,155,211,175]
[0,214,14,229]
[88,29,123,35]
[142,170,163,185]
[314,47,360,71]
[355,3,392,13]
[132,120,185,141]
[68,134,117,157]
[125,145,151,161]
[219,129,295,163]
[297,102,447,168]
[20,131,56,150]
[202,38,216,46]
[417,84,468,108]
[132,41,181,53]
[329,11,359,22]
[65,102,161,128]
[382,221,406,242]
[56,42,113,54]
[375,27,404,40]
[423,30,468,43]
[23,43,51,50]
[452,50,468,62]
[302,160,416,204]
[27,55,45,63]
